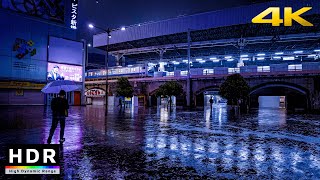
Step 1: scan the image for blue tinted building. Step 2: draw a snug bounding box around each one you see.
[0,0,84,105]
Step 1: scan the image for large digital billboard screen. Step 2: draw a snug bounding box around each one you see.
[48,37,84,66]
[47,62,82,82]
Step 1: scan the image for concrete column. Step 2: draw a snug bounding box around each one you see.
[159,62,166,72]
[158,49,166,71]
[145,62,148,76]
[186,29,191,107]
[148,95,152,107]
[237,58,244,68]
[108,96,115,108]
[133,96,138,107]
[237,38,246,68]
[115,53,123,66]
[121,56,126,66]
[81,39,87,106]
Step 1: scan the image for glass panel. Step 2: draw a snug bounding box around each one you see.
[288,64,302,71]
[181,71,188,76]
[257,66,270,72]
[166,72,174,76]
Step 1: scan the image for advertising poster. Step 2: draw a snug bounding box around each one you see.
[47,62,82,82]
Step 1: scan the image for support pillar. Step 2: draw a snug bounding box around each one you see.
[121,56,125,66]
[115,53,123,66]
[145,62,148,76]
[237,38,246,68]
[148,95,152,107]
[81,39,87,106]
[186,29,192,107]
[237,58,244,68]
[157,49,166,72]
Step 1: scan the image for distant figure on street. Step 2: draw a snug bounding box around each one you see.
[118,98,123,109]
[47,90,69,144]
[209,97,214,108]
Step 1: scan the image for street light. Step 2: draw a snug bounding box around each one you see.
[88,24,94,28]
[88,23,113,115]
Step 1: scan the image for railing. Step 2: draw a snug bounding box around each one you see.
[85,69,320,84]
[192,69,320,78]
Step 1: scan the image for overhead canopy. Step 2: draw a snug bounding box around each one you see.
[92,0,320,62]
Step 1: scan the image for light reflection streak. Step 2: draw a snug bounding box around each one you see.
[170,136,178,150]
[160,107,169,124]
[254,146,266,162]
[309,154,320,169]
[141,106,318,177]
[156,136,166,149]
[205,108,211,129]
[209,142,219,153]
[218,107,223,126]
[146,137,154,148]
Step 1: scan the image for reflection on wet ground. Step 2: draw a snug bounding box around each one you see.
[0,105,319,179]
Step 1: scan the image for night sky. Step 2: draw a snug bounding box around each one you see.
[78,0,274,43]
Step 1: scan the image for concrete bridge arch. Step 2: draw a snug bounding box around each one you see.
[147,80,187,106]
[85,74,319,111]
[191,80,311,110]
[249,81,311,110]
[194,85,221,107]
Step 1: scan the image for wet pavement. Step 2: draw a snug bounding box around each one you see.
[0,105,320,179]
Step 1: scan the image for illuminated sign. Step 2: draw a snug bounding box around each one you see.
[252,7,313,26]
[47,62,83,82]
[85,88,106,97]
[70,0,78,29]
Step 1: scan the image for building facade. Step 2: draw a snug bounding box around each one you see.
[0,0,85,105]
[86,0,320,111]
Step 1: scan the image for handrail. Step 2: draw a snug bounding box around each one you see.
[85,69,320,84]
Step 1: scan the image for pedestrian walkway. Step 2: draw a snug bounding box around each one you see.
[0,106,319,179]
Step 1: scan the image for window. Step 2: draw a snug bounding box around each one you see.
[257,66,270,72]
[203,69,214,75]
[181,71,188,76]
[166,72,174,76]
[288,64,302,71]
[228,68,240,74]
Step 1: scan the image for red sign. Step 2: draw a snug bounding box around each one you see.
[85,88,105,97]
